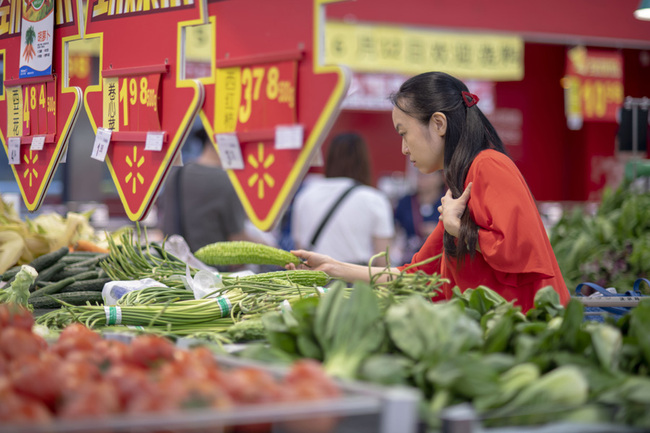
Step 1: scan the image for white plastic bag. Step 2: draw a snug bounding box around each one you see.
[102,278,167,305]
[181,265,224,299]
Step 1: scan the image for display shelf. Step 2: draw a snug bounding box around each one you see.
[0,338,421,433]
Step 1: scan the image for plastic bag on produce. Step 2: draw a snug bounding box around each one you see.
[182,265,224,300]
[163,235,218,273]
[102,278,168,305]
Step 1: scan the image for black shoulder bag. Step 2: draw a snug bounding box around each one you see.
[309,182,360,248]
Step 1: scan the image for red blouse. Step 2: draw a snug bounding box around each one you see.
[397,149,570,312]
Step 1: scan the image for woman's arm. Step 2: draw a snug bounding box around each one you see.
[287,249,400,284]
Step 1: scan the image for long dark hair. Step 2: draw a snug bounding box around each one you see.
[324,132,373,186]
[390,72,507,262]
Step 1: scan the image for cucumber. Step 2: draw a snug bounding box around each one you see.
[28,247,70,272]
[54,266,93,280]
[34,261,68,284]
[59,278,111,293]
[65,253,109,270]
[29,270,99,299]
[1,266,21,282]
[28,291,104,309]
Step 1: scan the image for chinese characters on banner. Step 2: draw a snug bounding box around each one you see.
[325,21,524,81]
[19,0,54,78]
[563,46,624,128]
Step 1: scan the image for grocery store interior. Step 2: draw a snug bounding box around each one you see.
[1,0,650,432]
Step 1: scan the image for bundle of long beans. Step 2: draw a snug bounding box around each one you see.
[37,293,244,328]
[36,280,328,332]
[101,225,193,289]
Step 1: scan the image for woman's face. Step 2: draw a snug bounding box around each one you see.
[392,104,445,174]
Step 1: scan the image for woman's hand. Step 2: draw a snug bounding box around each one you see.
[438,182,472,238]
[288,249,401,284]
[286,249,336,272]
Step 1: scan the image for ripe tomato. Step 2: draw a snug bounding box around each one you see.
[0,327,47,361]
[126,380,181,414]
[226,367,283,404]
[0,391,52,424]
[0,303,34,331]
[285,359,340,399]
[127,335,175,369]
[58,380,120,420]
[10,355,63,409]
[94,338,130,368]
[104,363,151,409]
[59,359,102,393]
[52,323,102,357]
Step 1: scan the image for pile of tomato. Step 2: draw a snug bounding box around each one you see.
[0,303,341,431]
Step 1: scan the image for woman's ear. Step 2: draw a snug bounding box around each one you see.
[429,112,447,137]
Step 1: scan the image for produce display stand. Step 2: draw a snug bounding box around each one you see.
[0,335,421,433]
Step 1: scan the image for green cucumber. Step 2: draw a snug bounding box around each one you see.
[34,261,68,284]
[28,247,70,272]
[65,253,109,270]
[1,266,21,282]
[29,270,99,299]
[29,291,104,309]
[59,278,111,293]
[54,267,93,280]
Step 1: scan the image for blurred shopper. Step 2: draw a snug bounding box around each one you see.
[287,72,570,312]
[158,128,252,253]
[291,132,395,266]
[394,170,445,263]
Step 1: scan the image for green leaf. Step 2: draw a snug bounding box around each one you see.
[358,354,413,386]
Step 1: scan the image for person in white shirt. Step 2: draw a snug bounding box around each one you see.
[291,132,395,266]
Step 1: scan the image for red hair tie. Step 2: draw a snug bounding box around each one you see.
[461,91,479,108]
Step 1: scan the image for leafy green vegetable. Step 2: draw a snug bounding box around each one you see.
[0,264,37,308]
[385,296,482,361]
[358,354,413,386]
[315,281,386,379]
[550,181,650,291]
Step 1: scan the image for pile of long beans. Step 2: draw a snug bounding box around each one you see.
[36,281,327,334]
[101,225,192,289]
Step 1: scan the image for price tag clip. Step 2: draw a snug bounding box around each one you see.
[91,128,113,162]
[8,137,21,165]
[215,133,245,170]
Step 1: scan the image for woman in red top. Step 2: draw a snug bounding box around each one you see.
[288,71,569,312]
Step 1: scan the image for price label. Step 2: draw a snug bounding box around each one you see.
[30,135,45,151]
[274,124,303,150]
[145,131,165,151]
[215,133,244,170]
[8,137,21,165]
[91,127,112,161]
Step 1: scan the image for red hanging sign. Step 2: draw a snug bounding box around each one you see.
[200,0,350,231]
[0,2,83,212]
[82,1,207,221]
